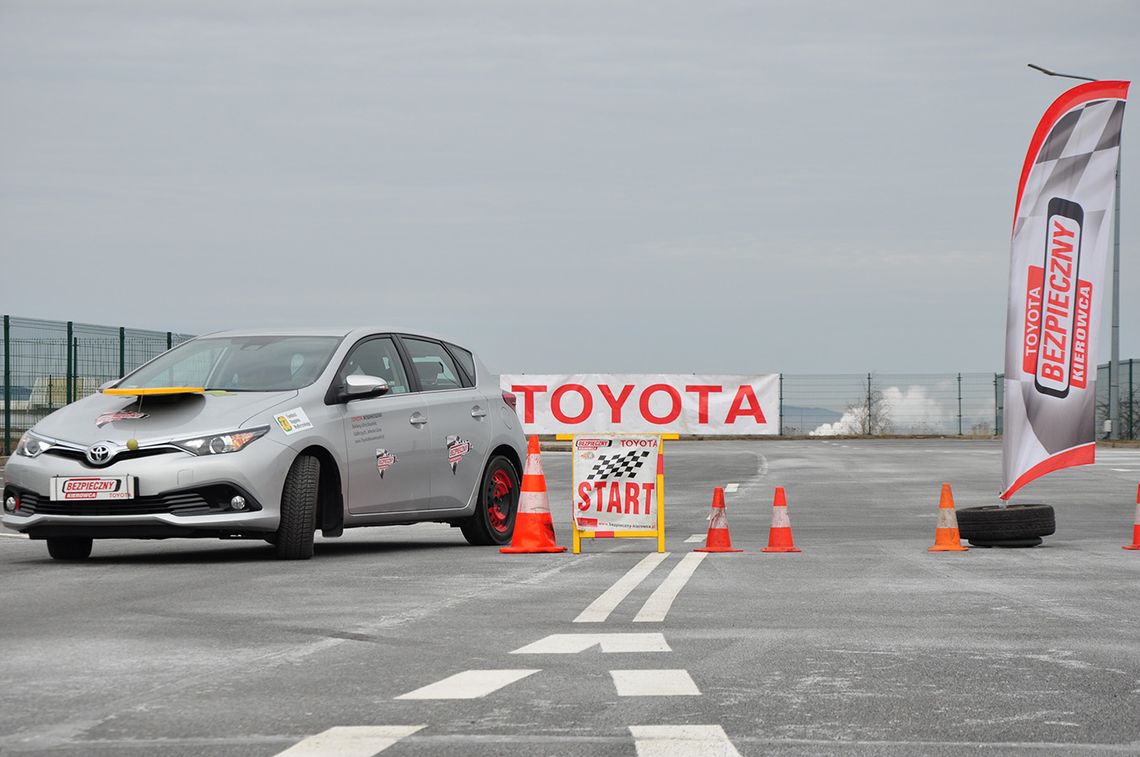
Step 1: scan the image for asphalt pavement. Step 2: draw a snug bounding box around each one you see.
[1,440,1139,756]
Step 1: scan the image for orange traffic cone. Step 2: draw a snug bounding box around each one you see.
[762,486,801,553]
[928,483,968,552]
[695,487,742,553]
[500,436,567,554]
[1123,484,1140,550]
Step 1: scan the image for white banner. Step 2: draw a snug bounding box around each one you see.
[500,374,779,435]
[572,435,660,533]
[1002,80,1129,499]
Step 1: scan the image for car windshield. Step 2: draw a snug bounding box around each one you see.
[121,336,342,392]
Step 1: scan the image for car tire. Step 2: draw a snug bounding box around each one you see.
[47,537,92,561]
[275,454,319,560]
[460,455,519,546]
[956,504,1055,546]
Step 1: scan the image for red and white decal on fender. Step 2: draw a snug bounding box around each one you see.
[446,436,471,472]
[375,449,398,478]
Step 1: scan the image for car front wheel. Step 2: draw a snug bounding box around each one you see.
[275,455,319,560]
[460,455,519,546]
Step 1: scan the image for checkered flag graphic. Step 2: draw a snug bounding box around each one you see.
[586,450,652,481]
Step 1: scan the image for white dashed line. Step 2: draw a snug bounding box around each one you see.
[573,552,669,623]
[633,552,708,623]
[394,670,539,700]
[0,532,28,539]
[684,534,706,544]
[274,725,425,756]
[511,632,670,654]
[629,725,742,757]
[611,669,700,696]
[1111,468,1139,472]
[724,483,739,493]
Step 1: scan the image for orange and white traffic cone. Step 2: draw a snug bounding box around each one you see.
[1123,484,1140,550]
[500,436,567,554]
[694,487,742,553]
[761,486,801,553]
[928,483,968,552]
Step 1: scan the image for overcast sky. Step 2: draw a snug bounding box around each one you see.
[1,1,1138,374]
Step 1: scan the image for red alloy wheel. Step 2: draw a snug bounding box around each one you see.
[487,468,513,533]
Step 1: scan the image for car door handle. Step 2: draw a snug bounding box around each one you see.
[471,406,487,419]
[409,412,428,426]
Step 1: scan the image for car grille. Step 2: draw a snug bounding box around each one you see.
[10,486,259,518]
[44,447,178,468]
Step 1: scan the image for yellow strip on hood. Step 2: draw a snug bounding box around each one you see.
[102,387,206,397]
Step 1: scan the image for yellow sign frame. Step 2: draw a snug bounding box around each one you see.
[558,433,678,554]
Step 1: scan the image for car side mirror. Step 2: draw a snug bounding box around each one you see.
[343,374,390,401]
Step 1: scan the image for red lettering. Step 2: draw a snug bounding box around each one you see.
[607,483,622,513]
[511,384,547,424]
[725,385,766,425]
[639,384,682,425]
[1052,219,1075,239]
[593,481,606,511]
[598,384,634,423]
[641,482,655,514]
[625,482,640,514]
[577,482,593,511]
[551,384,593,425]
[684,385,721,424]
[1041,362,1064,382]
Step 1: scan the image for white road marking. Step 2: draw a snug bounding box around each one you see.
[633,552,708,623]
[611,669,700,696]
[629,725,741,757]
[1111,468,1138,472]
[684,534,706,543]
[724,483,739,493]
[0,532,28,539]
[511,632,670,654]
[573,552,669,623]
[395,669,539,700]
[275,725,425,756]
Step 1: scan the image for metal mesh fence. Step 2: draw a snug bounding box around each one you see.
[0,314,1135,453]
[2,316,194,452]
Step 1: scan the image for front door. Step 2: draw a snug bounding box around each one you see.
[338,337,430,515]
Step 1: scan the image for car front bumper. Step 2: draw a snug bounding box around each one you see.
[2,438,294,538]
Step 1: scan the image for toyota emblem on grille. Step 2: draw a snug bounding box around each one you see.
[86,442,114,465]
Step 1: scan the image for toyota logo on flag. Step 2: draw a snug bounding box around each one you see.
[86,442,115,465]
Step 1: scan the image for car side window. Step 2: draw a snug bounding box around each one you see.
[340,338,410,395]
[401,337,463,392]
[446,343,477,387]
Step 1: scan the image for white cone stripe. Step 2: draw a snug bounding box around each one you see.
[633,552,708,623]
[937,508,959,529]
[770,507,791,528]
[1133,502,1140,524]
[708,509,729,529]
[629,725,742,757]
[274,725,425,756]
[518,489,552,515]
[395,669,539,699]
[525,452,543,475]
[511,632,670,654]
[611,669,701,696]
[574,552,669,623]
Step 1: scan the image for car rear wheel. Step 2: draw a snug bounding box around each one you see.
[957,504,1055,547]
[275,454,319,560]
[47,537,92,561]
[460,455,519,546]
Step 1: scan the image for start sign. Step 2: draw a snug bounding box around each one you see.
[569,434,669,553]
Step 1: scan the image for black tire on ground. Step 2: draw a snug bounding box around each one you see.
[460,455,520,546]
[47,537,93,561]
[967,537,1044,548]
[275,454,319,560]
[956,504,1055,544]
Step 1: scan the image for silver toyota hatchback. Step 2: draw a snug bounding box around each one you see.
[2,328,527,560]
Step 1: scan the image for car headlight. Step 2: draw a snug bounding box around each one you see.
[15,431,55,458]
[172,426,269,456]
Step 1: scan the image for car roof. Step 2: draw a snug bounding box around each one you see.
[196,326,470,349]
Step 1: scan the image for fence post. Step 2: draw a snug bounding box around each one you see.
[2,314,9,456]
[957,372,963,436]
[66,321,73,404]
[994,374,999,436]
[778,373,784,436]
[119,326,126,378]
[866,372,872,435]
[1130,358,1134,440]
[166,331,172,350]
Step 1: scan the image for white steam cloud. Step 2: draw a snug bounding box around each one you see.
[810,385,954,436]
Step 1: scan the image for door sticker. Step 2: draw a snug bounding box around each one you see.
[446,435,471,473]
[274,407,314,435]
[375,449,398,478]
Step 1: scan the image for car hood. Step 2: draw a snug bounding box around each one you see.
[31,390,300,446]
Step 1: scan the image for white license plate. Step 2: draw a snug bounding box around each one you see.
[50,476,136,501]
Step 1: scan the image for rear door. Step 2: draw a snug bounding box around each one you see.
[398,336,492,512]
[337,336,431,515]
